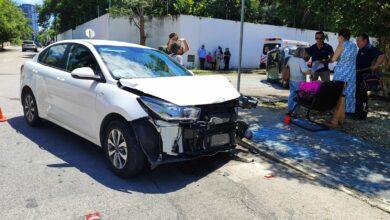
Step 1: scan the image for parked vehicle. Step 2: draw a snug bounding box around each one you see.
[22,40,38,52]
[260,38,310,69]
[20,40,256,177]
[266,45,309,88]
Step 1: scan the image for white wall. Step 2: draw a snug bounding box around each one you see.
[56,14,340,68]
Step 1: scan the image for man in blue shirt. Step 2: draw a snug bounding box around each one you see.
[355,33,385,120]
[198,45,207,70]
[307,31,334,81]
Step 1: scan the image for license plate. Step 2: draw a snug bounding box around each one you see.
[210,133,230,147]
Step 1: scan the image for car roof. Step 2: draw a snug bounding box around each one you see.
[56,39,150,49]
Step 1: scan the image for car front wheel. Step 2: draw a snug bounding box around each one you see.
[103,119,145,178]
[22,90,42,126]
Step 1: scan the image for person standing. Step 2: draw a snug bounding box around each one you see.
[355,33,385,120]
[198,45,207,70]
[326,28,358,127]
[307,31,334,81]
[215,46,223,70]
[224,48,231,70]
[260,46,270,69]
[286,47,312,114]
[167,33,189,66]
[206,52,213,70]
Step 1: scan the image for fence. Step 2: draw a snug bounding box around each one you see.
[57,14,341,68]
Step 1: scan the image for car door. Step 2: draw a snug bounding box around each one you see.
[36,43,69,119]
[51,43,103,138]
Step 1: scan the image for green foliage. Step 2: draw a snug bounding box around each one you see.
[37,28,56,45]
[39,0,389,38]
[38,0,110,32]
[109,0,155,45]
[0,0,32,46]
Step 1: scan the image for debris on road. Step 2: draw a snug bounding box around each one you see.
[85,212,101,220]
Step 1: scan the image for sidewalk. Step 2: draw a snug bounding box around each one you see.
[239,107,390,212]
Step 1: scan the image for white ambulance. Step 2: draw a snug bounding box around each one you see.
[260,38,310,68]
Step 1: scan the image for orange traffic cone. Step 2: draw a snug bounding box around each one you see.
[0,108,7,122]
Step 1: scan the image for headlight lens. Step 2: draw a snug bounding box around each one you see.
[138,96,201,122]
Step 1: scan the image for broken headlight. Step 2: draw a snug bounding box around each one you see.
[138,96,201,122]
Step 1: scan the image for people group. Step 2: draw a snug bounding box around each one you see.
[166,34,232,71]
[287,29,384,128]
[198,45,231,70]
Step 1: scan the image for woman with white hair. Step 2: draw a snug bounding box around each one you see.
[286,47,312,114]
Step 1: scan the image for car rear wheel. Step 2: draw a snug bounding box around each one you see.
[103,119,145,178]
[22,90,42,126]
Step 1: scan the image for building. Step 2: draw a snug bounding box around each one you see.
[20,4,39,40]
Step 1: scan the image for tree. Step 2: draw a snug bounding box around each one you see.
[109,0,153,45]
[37,28,56,45]
[39,0,109,33]
[0,0,32,48]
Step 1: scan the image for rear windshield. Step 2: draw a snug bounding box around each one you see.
[263,43,281,55]
[23,41,34,44]
[95,45,192,79]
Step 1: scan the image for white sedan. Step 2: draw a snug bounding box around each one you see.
[20,40,256,177]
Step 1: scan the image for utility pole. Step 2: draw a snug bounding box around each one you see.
[167,0,169,15]
[237,0,244,92]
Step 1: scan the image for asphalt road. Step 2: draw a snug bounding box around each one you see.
[0,46,388,219]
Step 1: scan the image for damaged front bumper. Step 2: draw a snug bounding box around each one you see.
[132,96,257,168]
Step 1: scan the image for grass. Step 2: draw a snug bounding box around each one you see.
[192,68,266,75]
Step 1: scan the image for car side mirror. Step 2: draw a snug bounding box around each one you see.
[71,67,101,81]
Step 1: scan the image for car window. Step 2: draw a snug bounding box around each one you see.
[263,43,281,55]
[66,44,100,74]
[23,41,34,45]
[38,49,48,63]
[95,45,192,79]
[43,44,68,69]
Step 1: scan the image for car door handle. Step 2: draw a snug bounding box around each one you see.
[56,77,65,81]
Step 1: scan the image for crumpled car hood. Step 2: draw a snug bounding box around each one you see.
[120,75,240,106]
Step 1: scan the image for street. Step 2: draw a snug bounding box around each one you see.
[0,47,388,219]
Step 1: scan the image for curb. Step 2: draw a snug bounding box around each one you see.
[239,138,390,214]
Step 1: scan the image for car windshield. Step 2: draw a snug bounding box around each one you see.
[95,45,192,79]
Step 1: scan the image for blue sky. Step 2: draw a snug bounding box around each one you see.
[15,0,43,5]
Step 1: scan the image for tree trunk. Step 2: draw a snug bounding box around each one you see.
[139,15,146,46]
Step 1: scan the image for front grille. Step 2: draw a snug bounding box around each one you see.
[197,99,238,122]
[180,99,238,155]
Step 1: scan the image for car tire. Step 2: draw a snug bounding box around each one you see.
[103,119,145,178]
[22,49,26,52]
[34,49,38,52]
[22,90,42,127]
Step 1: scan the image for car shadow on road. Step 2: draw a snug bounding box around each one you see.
[240,106,390,201]
[21,53,37,59]
[260,79,288,91]
[8,116,230,194]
